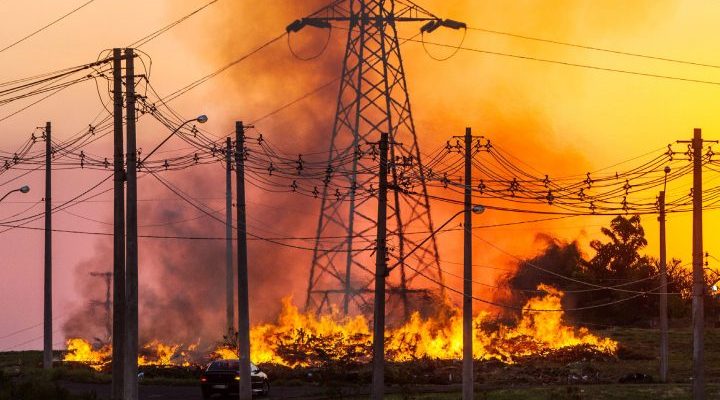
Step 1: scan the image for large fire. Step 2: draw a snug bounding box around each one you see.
[245,284,617,366]
[62,285,617,369]
[63,338,112,371]
[62,338,196,370]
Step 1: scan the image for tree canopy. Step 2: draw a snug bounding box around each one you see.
[501,215,713,326]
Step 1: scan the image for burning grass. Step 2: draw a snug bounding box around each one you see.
[62,285,617,371]
[245,285,617,366]
[61,338,197,372]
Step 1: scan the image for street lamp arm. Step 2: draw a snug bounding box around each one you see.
[386,209,466,275]
[140,119,195,166]
[0,189,20,203]
[0,185,30,203]
[140,115,208,166]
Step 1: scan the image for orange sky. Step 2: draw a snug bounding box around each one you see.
[1,0,720,349]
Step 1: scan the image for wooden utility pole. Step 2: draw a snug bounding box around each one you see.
[658,190,668,383]
[124,48,139,400]
[691,128,705,399]
[110,47,126,400]
[235,122,252,400]
[226,137,234,335]
[462,127,473,400]
[43,121,52,370]
[371,131,389,400]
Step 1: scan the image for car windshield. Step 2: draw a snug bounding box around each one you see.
[207,360,259,373]
[208,360,238,371]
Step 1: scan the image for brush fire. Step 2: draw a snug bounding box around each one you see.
[62,285,617,371]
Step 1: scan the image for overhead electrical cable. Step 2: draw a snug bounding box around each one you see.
[128,0,220,48]
[467,26,720,69]
[0,0,97,54]
[409,36,720,86]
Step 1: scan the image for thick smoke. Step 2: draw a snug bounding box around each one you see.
[186,0,676,309]
[63,1,678,344]
[63,241,114,345]
[64,167,321,345]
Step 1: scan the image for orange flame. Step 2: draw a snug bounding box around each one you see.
[63,338,196,368]
[138,340,188,366]
[64,285,617,369]
[245,285,617,366]
[62,338,111,371]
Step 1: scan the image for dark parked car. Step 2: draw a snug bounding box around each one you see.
[200,359,269,398]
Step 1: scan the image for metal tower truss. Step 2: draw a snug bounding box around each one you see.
[294,0,463,319]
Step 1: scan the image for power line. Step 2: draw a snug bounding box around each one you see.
[404,259,662,312]
[0,314,66,341]
[472,231,684,294]
[128,0,220,48]
[161,32,285,103]
[146,169,371,251]
[410,36,720,86]
[0,0,97,54]
[467,26,720,70]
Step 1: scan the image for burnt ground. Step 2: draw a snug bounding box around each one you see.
[5,328,720,399]
[60,381,460,400]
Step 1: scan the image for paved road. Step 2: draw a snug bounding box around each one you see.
[62,382,365,400]
[63,382,460,399]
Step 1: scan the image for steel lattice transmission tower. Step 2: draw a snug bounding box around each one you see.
[289,0,464,318]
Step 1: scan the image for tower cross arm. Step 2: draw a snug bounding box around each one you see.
[287,0,465,33]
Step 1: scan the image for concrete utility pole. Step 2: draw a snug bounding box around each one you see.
[371,131,389,400]
[235,122,252,400]
[226,137,234,335]
[110,47,126,400]
[43,121,52,370]
[691,128,705,400]
[462,127,473,400]
[124,48,139,400]
[658,189,668,383]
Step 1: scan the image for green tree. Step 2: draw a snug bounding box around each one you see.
[501,215,700,326]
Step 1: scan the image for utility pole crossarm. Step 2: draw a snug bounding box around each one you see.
[287,0,464,34]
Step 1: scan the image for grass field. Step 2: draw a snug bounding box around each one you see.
[1,327,719,399]
[359,384,720,399]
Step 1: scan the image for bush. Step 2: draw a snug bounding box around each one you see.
[0,370,98,400]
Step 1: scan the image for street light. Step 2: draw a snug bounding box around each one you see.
[386,204,484,274]
[141,115,208,164]
[658,165,671,382]
[0,185,30,203]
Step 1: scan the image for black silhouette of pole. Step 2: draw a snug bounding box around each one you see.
[226,138,234,335]
[462,127,473,399]
[658,188,668,383]
[371,131,389,400]
[691,128,705,400]
[43,121,52,370]
[124,47,139,400]
[111,47,126,400]
[235,121,252,400]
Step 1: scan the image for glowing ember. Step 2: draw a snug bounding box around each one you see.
[246,285,617,366]
[63,338,196,368]
[211,345,238,360]
[138,340,195,367]
[64,286,617,369]
[62,338,111,371]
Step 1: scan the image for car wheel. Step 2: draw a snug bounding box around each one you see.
[261,380,270,397]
